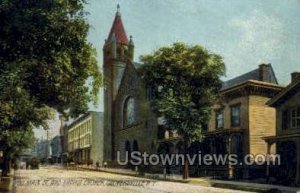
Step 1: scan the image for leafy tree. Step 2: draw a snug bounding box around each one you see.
[0,129,36,173]
[0,0,102,175]
[139,43,225,179]
[0,69,54,175]
[0,0,102,116]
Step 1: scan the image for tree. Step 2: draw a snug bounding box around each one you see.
[0,0,102,117]
[139,43,225,179]
[0,0,102,175]
[0,129,36,174]
[0,69,54,176]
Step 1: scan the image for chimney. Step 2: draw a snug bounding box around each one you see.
[291,72,300,83]
[259,63,270,82]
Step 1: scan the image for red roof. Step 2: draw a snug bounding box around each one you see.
[108,13,128,44]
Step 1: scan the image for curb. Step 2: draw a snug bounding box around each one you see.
[0,170,14,193]
[67,167,274,192]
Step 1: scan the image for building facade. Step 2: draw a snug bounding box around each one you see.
[201,64,283,178]
[67,111,104,166]
[103,6,285,180]
[264,72,300,185]
[103,7,158,164]
[51,135,62,163]
[36,138,50,161]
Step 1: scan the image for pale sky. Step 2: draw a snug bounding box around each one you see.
[35,0,300,139]
[86,0,300,84]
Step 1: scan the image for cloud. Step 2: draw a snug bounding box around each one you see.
[230,9,285,63]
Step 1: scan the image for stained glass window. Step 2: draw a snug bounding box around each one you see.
[124,97,135,126]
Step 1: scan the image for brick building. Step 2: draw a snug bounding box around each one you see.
[67,111,104,166]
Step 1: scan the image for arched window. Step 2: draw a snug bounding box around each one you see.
[120,140,130,162]
[123,97,135,127]
[125,141,131,155]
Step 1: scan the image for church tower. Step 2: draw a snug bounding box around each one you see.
[103,5,134,161]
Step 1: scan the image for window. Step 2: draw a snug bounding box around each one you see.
[231,105,241,127]
[291,107,300,129]
[282,110,290,129]
[216,109,224,129]
[123,97,135,127]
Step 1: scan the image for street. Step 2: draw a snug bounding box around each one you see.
[13,166,250,193]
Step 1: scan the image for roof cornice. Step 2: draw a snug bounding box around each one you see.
[221,79,284,94]
[267,79,300,107]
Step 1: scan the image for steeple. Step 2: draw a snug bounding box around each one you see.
[116,4,121,16]
[102,5,135,161]
[128,35,134,61]
[107,4,128,45]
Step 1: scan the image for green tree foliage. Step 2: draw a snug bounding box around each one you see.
[0,67,54,175]
[139,42,225,178]
[0,0,102,175]
[0,0,102,117]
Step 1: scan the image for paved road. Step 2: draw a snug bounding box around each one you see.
[14,166,250,193]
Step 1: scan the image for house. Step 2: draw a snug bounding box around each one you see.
[201,64,284,179]
[263,72,300,185]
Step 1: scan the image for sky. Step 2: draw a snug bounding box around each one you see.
[86,0,300,83]
[35,0,300,139]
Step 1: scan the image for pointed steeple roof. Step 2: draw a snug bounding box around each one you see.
[107,4,128,45]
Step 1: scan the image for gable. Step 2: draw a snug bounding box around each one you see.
[267,79,300,108]
[115,61,143,102]
[280,91,300,109]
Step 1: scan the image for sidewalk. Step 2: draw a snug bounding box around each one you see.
[74,165,300,193]
[0,170,14,193]
[189,178,300,193]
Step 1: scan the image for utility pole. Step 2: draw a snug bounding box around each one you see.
[45,129,51,164]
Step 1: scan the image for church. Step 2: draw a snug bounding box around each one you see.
[102,6,283,179]
[103,6,159,164]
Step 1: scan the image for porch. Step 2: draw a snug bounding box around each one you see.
[263,133,300,185]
